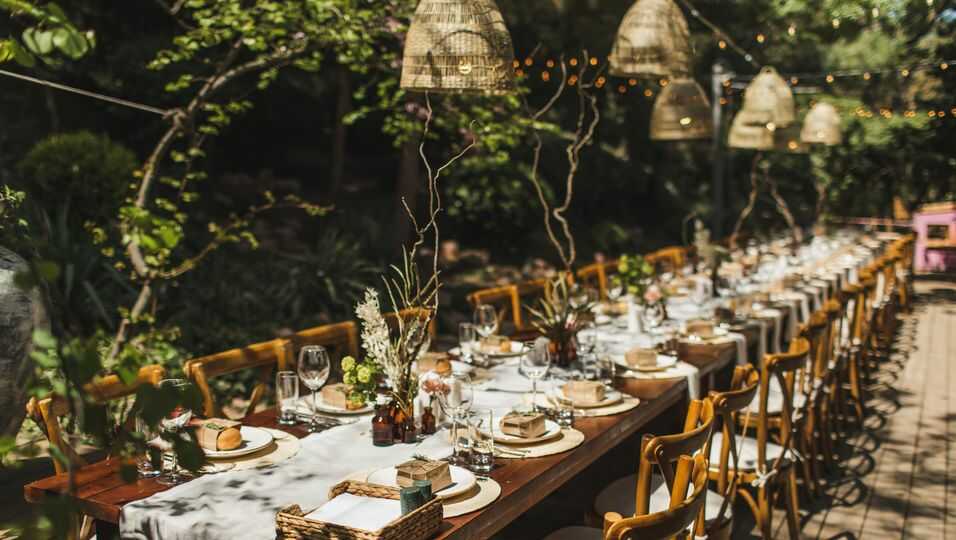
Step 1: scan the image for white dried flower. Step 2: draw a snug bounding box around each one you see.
[356,288,402,384]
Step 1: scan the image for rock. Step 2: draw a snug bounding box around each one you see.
[0,247,42,438]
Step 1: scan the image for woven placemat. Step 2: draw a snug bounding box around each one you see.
[531,394,640,418]
[208,428,300,471]
[442,477,502,518]
[496,428,585,459]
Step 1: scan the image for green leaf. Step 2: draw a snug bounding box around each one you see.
[23,28,54,55]
[51,27,88,59]
[9,39,35,67]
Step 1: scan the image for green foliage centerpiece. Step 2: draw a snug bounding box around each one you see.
[614,254,656,302]
[527,276,593,368]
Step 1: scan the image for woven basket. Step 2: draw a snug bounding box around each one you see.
[400,0,515,95]
[609,0,692,77]
[276,481,443,540]
[650,77,713,140]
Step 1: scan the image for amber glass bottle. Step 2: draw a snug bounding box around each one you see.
[371,395,394,447]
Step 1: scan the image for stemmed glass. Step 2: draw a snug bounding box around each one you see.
[641,302,665,330]
[520,342,552,411]
[298,345,331,433]
[157,379,193,486]
[607,279,625,303]
[474,305,498,339]
[438,372,473,465]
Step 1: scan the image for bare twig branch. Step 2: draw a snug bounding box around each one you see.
[766,169,804,245]
[729,152,763,250]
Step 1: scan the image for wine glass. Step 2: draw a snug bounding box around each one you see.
[520,342,551,412]
[474,304,498,339]
[438,373,474,465]
[459,322,477,363]
[607,279,625,302]
[157,379,193,486]
[298,345,331,433]
[641,302,665,330]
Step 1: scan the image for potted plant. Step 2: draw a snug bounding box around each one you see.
[526,275,594,368]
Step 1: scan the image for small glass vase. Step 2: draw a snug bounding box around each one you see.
[548,337,577,368]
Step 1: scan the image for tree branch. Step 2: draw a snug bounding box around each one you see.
[729,152,763,250]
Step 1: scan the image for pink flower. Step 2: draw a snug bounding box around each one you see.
[644,285,662,304]
[420,372,449,396]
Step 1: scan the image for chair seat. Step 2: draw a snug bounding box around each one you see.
[542,526,603,540]
[709,432,786,471]
[594,474,731,526]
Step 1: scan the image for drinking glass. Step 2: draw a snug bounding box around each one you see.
[438,373,473,465]
[135,416,160,479]
[468,408,495,474]
[157,379,193,486]
[520,342,551,412]
[577,329,598,355]
[298,345,331,433]
[607,279,625,302]
[547,378,575,428]
[275,371,299,426]
[597,346,617,386]
[474,305,498,338]
[641,302,665,330]
[459,322,477,363]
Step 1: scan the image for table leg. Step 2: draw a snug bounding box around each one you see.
[95,519,120,540]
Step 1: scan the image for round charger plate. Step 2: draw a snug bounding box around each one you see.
[307,393,374,415]
[205,426,274,459]
[613,354,677,373]
[496,429,586,459]
[556,389,623,409]
[489,419,562,444]
[366,464,476,500]
[442,477,502,518]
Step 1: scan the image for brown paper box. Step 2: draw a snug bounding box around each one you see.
[395,459,452,492]
[562,380,606,404]
[417,353,452,376]
[625,348,658,368]
[500,412,547,438]
[192,418,242,451]
[687,320,715,338]
[479,335,511,354]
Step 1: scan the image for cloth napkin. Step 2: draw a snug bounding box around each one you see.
[305,493,401,532]
[619,361,701,399]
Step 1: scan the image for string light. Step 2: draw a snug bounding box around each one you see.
[512,60,520,69]
[515,68,525,77]
[718,40,727,49]
[863,72,872,80]
[826,74,835,83]
[790,76,799,85]
[643,88,653,97]
[659,78,669,87]
[628,78,637,86]
[524,57,533,67]
[546,59,555,68]
[942,63,949,70]
[569,57,578,67]
[832,18,840,29]
[787,24,796,36]
[617,84,627,94]
[568,75,577,86]
[901,68,910,77]
[595,76,606,87]
[541,71,550,82]
[756,33,766,43]
[589,57,598,66]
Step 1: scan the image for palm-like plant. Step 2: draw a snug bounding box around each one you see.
[526,275,594,367]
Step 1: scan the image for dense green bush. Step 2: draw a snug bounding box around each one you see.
[16,131,137,226]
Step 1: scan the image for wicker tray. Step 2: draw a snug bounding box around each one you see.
[276,480,443,540]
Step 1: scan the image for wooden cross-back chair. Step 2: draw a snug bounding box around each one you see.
[646,247,688,275]
[289,321,360,382]
[383,307,437,340]
[184,338,291,419]
[706,364,761,540]
[26,364,165,540]
[577,260,618,300]
[731,338,811,540]
[467,284,522,335]
[603,454,710,540]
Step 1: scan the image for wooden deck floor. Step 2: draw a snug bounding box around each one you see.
[768,280,956,539]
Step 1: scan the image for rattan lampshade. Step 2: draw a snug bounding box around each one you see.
[728,108,775,150]
[773,123,809,153]
[800,102,842,145]
[744,66,795,127]
[609,0,693,77]
[401,0,516,95]
[650,78,713,140]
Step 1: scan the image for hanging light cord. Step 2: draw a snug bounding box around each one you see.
[676,0,762,70]
[0,68,167,116]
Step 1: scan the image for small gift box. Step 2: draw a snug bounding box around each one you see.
[417,352,452,376]
[600,301,628,316]
[562,380,606,404]
[500,412,546,438]
[321,383,363,410]
[479,335,512,354]
[686,320,715,338]
[625,348,659,368]
[395,459,452,493]
[191,418,242,451]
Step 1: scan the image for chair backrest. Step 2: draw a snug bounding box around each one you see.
[646,247,687,275]
[184,338,291,419]
[25,365,166,474]
[754,337,812,475]
[467,284,522,334]
[577,261,617,300]
[803,310,830,384]
[290,321,360,381]
[604,454,709,540]
[707,364,760,531]
[635,398,715,516]
[383,307,437,340]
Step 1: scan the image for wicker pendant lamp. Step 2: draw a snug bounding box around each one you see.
[728,66,795,150]
[609,0,693,77]
[801,102,842,145]
[650,78,713,140]
[401,0,516,95]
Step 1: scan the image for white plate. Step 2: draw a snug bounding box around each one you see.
[366,464,476,500]
[204,426,274,459]
[450,341,527,359]
[614,354,678,372]
[308,393,374,415]
[557,389,623,409]
[489,419,563,444]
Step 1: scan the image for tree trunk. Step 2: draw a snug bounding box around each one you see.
[330,66,352,195]
[391,137,422,250]
[0,247,45,437]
